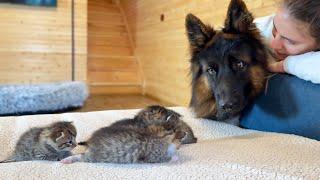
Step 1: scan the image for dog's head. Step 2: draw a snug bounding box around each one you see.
[186,0,268,120]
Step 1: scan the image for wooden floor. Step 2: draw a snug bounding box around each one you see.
[76,94,174,112]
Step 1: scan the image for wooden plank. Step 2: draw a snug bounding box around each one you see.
[76,94,173,112]
[88,24,127,34]
[88,56,138,71]
[89,10,122,18]
[89,85,142,95]
[88,5,120,15]
[88,71,141,84]
[88,46,132,56]
[88,35,130,47]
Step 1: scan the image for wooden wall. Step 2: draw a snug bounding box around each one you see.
[0,0,277,100]
[88,0,142,94]
[0,0,87,84]
[120,0,278,105]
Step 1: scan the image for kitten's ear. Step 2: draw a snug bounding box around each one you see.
[224,0,254,33]
[65,121,73,124]
[185,13,216,53]
[166,115,173,122]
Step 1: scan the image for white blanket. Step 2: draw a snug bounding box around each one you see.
[0,107,319,179]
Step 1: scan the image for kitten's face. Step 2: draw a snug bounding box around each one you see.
[137,105,182,130]
[162,110,182,130]
[49,122,77,151]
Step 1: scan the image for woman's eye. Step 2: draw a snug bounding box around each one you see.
[272,27,276,38]
[285,39,296,45]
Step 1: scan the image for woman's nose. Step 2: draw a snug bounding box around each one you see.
[270,34,283,51]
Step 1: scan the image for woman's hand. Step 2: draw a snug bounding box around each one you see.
[267,61,285,73]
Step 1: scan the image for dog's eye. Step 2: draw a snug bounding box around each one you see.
[207,68,216,75]
[233,60,247,71]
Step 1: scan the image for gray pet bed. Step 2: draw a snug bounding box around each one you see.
[0,81,88,116]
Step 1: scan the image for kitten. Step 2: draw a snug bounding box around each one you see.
[1,121,77,163]
[61,106,196,164]
[110,105,197,144]
[61,125,182,164]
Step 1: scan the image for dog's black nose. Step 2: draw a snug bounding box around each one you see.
[222,103,235,112]
[218,100,238,112]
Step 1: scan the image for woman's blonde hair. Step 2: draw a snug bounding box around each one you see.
[281,0,320,46]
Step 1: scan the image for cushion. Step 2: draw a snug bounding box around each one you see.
[0,81,88,116]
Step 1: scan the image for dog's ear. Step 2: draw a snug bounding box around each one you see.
[224,0,254,33]
[185,13,215,53]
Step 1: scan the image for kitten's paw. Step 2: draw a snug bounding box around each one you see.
[170,155,179,163]
[167,143,177,157]
[60,154,82,164]
[60,157,75,164]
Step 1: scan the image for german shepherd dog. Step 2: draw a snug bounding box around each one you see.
[186,0,269,125]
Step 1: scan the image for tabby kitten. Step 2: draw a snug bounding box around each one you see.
[61,125,181,164]
[1,121,77,163]
[61,106,196,164]
[111,105,197,144]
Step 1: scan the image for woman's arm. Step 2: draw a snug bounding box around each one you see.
[268,51,320,84]
[284,52,320,84]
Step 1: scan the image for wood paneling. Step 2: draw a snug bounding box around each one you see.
[87,0,142,94]
[120,0,278,105]
[89,56,138,71]
[0,0,87,83]
[89,85,142,95]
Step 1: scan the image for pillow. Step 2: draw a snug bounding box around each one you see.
[240,74,320,141]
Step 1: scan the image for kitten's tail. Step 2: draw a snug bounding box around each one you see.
[78,141,88,146]
[0,157,16,163]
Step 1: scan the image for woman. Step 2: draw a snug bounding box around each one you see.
[240,0,320,140]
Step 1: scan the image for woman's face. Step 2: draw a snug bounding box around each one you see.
[270,7,318,60]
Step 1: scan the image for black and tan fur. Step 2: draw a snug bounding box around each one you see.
[186,0,269,125]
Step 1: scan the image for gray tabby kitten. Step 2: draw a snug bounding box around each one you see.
[61,125,182,164]
[1,121,77,163]
[111,105,197,144]
[61,106,193,164]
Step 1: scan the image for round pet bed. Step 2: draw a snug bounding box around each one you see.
[0,81,88,116]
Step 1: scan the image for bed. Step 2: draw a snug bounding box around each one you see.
[0,107,319,179]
